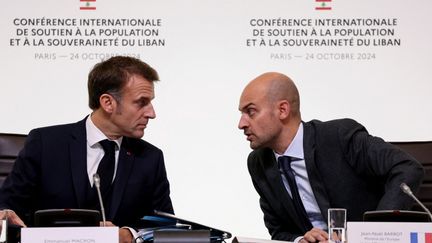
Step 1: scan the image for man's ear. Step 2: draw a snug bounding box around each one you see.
[278,100,291,120]
[99,94,116,113]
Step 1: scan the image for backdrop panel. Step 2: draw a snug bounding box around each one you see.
[1,0,431,239]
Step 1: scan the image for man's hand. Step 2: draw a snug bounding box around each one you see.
[0,209,26,227]
[100,221,134,243]
[299,227,329,243]
[100,220,115,227]
[119,228,134,243]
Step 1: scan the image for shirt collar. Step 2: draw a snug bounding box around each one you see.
[86,115,122,148]
[274,123,304,160]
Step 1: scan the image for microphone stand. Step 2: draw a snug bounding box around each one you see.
[93,173,107,226]
[400,182,432,221]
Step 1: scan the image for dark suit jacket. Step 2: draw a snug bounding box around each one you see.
[0,118,173,227]
[247,119,424,241]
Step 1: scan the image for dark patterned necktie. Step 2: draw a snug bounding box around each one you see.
[97,139,116,197]
[278,156,313,230]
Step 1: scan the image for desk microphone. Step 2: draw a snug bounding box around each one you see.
[93,173,107,226]
[400,182,432,221]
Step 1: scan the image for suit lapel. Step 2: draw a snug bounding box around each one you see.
[108,137,135,219]
[261,149,306,230]
[303,121,330,222]
[69,118,89,208]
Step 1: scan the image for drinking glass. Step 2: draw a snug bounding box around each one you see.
[0,210,8,243]
[328,208,346,243]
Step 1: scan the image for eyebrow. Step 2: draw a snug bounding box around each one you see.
[239,102,254,111]
[135,96,151,103]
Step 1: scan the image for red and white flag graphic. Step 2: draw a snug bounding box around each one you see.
[80,0,96,10]
[315,0,332,10]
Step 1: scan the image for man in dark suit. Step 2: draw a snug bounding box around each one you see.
[0,56,173,242]
[237,72,424,243]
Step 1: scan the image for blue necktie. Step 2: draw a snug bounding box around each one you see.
[278,156,313,230]
[98,139,116,197]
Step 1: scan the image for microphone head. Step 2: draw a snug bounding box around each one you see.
[400,182,412,195]
[93,173,100,187]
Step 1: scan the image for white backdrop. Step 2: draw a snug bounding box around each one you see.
[1,0,432,240]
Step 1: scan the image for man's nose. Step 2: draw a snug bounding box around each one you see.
[238,115,248,130]
[144,103,156,119]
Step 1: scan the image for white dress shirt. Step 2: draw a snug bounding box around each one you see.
[85,116,122,186]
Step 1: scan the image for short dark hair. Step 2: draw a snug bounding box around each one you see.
[87,56,159,110]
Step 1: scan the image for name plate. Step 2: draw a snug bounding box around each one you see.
[348,222,432,243]
[21,226,118,243]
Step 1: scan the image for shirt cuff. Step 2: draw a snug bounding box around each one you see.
[293,236,303,243]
